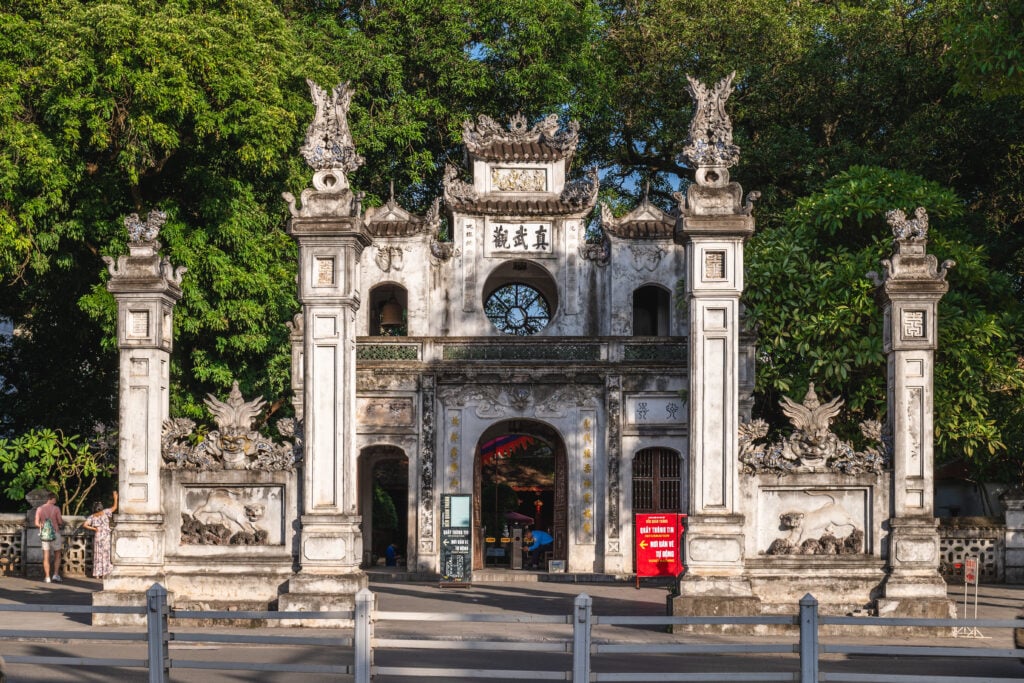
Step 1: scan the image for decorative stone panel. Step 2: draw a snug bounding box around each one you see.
[63,527,93,576]
[443,342,600,361]
[0,517,24,575]
[356,344,420,360]
[0,515,93,577]
[938,519,1003,582]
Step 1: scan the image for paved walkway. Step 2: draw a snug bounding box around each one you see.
[1,572,1022,682]
[1,570,1020,638]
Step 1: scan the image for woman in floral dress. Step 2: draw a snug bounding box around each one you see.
[83,491,117,578]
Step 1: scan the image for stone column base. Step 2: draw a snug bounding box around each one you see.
[878,573,954,620]
[876,596,955,619]
[277,572,368,627]
[668,592,762,634]
[668,575,760,633]
[92,581,171,627]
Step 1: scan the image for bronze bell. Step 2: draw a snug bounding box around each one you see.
[379,298,404,328]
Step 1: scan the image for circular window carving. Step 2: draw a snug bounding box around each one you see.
[485,283,551,336]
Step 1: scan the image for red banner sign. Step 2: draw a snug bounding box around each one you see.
[635,513,685,577]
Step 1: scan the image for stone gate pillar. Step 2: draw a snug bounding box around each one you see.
[279,79,370,614]
[672,73,760,614]
[96,210,184,617]
[870,207,955,618]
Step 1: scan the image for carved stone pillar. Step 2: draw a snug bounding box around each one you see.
[603,375,625,573]
[95,210,184,622]
[1003,489,1024,584]
[670,72,760,616]
[287,313,304,421]
[279,80,370,616]
[417,374,438,573]
[870,207,955,617]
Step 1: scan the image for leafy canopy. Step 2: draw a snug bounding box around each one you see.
[0,0,1022,492]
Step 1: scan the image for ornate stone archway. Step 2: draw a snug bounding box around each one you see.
[472,419,568,570]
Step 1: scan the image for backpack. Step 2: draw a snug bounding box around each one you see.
[40,518,56,542]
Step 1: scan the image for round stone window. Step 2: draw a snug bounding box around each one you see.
[485,283,551,336]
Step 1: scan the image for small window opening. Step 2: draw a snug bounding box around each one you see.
[632,285,670,336]
[370,285,408,336]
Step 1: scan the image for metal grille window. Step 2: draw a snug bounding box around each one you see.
[632,448,681,512]
[485,283,551,336]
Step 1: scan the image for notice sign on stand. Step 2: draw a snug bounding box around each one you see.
[440,494,472,585]
[635,513,685,578]
[965,557,978,584]
[955,556,983,638]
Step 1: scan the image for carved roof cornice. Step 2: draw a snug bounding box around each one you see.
[363,191,441,238]
[462,113,580,163]
[445,166,599,217]
[599,194,675,240]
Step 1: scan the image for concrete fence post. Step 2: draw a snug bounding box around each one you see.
[799,593,819,683]
[355,588,374,683]
[573,593,592,683]
[146,583,169,683]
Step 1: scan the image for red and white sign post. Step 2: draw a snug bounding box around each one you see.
[956,556,983,638]
[635,513,686,587]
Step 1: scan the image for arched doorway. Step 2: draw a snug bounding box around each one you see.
[473,420,567,570]
[632,447,684,570]
[358,446,409,568]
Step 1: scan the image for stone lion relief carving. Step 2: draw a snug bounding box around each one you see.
[181,488,270,545]
[765,492,864,556]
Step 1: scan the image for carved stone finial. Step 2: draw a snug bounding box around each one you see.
[125,210,167,245]
[801,382,822,411]
[104,210,186,288]
[886,206,929,240]
[680,71,741,183]
[867,206,956,286]
[443,164,478,203]
[299,79,364,189]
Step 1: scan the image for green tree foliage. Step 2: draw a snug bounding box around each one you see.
[0,426,116,514]
[1,0,1023,488]
[372,483,399,532]
[1,0,314,428]
[945,0,1024,100]
[746,166,1024,476]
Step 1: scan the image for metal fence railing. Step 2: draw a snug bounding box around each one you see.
[2,585,1023,682]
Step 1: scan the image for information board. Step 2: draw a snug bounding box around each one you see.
[440,494,472,584]
[635,513,685,578]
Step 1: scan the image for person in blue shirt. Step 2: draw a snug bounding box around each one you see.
[523,529,553,569]
[385,543,400,567]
